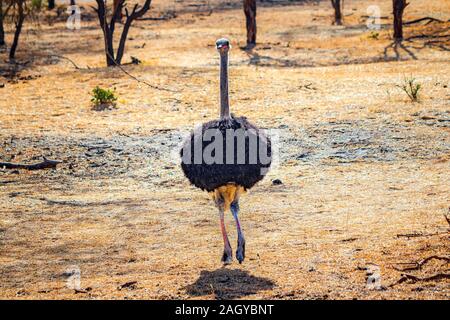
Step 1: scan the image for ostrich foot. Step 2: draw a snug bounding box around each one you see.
[221,248,233,265]
[236,238,246,264]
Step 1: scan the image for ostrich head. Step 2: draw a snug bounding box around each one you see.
[216,38,230,54]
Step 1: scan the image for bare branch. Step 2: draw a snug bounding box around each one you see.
[0,157,62,170]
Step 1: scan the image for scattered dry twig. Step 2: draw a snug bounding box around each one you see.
[33,197,128,207]
[137,10,177,21]
[49,55,91,70]
[396,231,448,238]
[74,287,92,294]
[0,157,62,170]
[390,273,450,287]
[117,281,137,290]
[392,255,450,272]
[404,17,446,25]
[405,34,450,41]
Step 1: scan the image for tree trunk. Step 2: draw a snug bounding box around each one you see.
[95,0,152,66]
[113,0,123,21]
[331,0,342,25]
[105,32,115,66]
[115,20,132,65]
[48,0,55,10]
[96,0,116,66]
[9,1,25,61]
[0,0,5,47]
[243,0,256,47]
[393,0,408,42]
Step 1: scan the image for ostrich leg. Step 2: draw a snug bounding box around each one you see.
[216,198,232,264]
[231,200,245,263]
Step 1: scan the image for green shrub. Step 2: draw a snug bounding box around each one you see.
[396,76,421,102]
[91,86,117,106]
[31,0,43,10]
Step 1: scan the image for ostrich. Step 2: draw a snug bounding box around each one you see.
[180,38,272,264]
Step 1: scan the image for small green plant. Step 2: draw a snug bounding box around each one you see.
[396,76,421,102]
[31,0,43,10]
[368,31,379,40]
[91,86,117,107]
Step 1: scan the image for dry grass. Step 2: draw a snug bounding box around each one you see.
[0,0,449,299]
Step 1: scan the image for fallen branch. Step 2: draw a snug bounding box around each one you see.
[0,180,18,184]
[137,11,177,21]
[49,55,91,70]
[405,34,450,41]
[390,273,450,287]
[117,281,137,290]
[0,157,62,170]
[360,15,389,19]
[393,255,450,272]
[404,17,445,25]
[33,197,134,207]
[396,231,448,238]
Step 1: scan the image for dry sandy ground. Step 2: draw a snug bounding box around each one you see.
[0,0,449,299]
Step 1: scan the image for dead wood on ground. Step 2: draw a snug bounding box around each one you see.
[404,17,447,25]
[392,255,450,272]
[0,157,62,170]
[390,273,450,287]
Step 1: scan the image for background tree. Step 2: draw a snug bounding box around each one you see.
[1,0,14,48]
[243,0,256,48]
[9,0,26,61]
[113,0,122,21]
[330,0,343,25]
[393,0,409,41]
[94,0,152,66]
[0,0,6,47]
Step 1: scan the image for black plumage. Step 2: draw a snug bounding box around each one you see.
[180,115,271,192]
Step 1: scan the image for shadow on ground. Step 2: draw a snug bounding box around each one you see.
[184,268,275,299]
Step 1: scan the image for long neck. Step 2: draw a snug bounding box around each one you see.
[219,52,230,119]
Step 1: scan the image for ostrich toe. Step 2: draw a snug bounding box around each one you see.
[236,238,246,264]
[221,248,233,265]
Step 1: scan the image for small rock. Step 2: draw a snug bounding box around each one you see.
[297,152,309,159]
[74,287,91,294]
[0,83,5,88]
[272,179,283,185]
